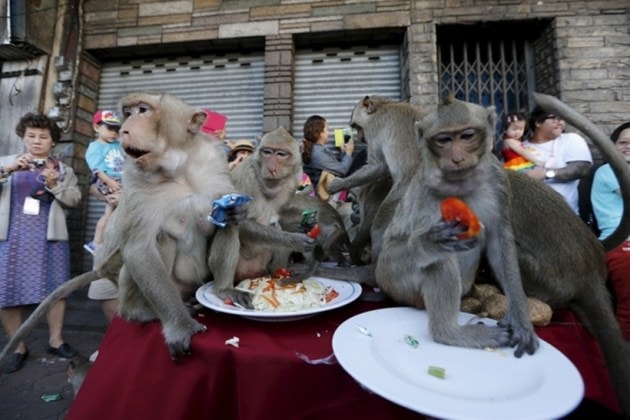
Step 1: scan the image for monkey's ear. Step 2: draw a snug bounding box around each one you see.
[486,106,498,130]
[414,120,424,142]
[189,111,207,134]
[364,97,379,115]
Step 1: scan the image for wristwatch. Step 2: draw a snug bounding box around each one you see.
[545,169,556,180]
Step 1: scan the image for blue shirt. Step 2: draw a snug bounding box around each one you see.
[85,139,126,179]
[591,163,629,240]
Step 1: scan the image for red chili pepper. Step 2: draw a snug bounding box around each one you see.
[307,224,320,239]
[274,268,291,278]
[440,197,481,239]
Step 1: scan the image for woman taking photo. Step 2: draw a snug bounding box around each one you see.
[0,112,81,373]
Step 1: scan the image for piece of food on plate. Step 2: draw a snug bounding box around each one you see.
[440,197,481,239]
[235,275,338,312]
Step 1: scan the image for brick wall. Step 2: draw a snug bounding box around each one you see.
[80,0,629,135]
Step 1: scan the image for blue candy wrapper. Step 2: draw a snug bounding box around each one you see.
[208,193,253,228]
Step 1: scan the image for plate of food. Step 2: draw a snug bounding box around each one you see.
[333,307,584,420]
[195,276,362,322]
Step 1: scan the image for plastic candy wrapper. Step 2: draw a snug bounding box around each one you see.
[207,193,252,228]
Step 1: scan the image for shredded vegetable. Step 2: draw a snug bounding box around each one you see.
[236,276,336,312]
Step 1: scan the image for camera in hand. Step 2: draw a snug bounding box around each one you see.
[32,159,47,169]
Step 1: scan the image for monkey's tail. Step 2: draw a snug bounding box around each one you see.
[571,290,630,416]
[0,270,101,368]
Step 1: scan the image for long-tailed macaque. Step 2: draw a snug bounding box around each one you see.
[320,94,630,414]
[230,127,316,281]
[0,93,247,366]
[321,98,538,356]
[327,97,424,262]
[279,193,351,267]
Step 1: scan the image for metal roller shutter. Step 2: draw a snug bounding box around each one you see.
[292,45,402,141]
[83,52,265,270]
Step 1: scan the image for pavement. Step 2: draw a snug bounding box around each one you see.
[0,287,109,420]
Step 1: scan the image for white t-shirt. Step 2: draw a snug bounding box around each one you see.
[523,132,592,214]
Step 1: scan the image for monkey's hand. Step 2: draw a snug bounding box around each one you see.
[328,178,346,194]
[213,287,253,309]
[498,315,539,358]
[428,220,479,252]
[224,203,248,225]
[162,318,207,364]
[285,232,317,252]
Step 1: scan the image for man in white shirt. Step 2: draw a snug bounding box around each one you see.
[522,107,593,214]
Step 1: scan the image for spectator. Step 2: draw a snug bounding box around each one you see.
[227,139,255,170]
[501,112,545,171]
[301,115,354,188]
[84,110,125,254]
[0,112,82,373]
[523,106,593,214]
[590,121,630,341]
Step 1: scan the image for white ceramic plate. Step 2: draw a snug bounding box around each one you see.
[333,307,584,420]
[195,277,362,322]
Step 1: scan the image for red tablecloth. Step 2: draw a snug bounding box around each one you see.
[68,300,620,419]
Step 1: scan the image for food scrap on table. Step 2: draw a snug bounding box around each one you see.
[225,336,240,347]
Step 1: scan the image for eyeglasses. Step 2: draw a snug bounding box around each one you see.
[544,115,561,123]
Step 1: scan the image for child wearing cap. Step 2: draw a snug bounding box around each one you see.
[84,110,126,255]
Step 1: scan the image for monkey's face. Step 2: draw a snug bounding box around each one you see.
[119,93,205,172]
[426,128,487,181]
[256,127,301,187]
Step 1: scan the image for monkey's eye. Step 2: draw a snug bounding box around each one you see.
[460,129,477,141]
[433,134,453,145]
[260,148,291,159]
[122,107,131,118]
[138,103,151,114]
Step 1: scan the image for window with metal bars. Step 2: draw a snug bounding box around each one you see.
[436,22,547,125]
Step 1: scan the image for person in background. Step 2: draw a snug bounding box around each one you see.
[301,115,354,188]
[523,106,592,214]
[501,112,545,171]
[227,139,255,170]
[591,121,630,342]
[0,112,82,373]
[84,110,125,254]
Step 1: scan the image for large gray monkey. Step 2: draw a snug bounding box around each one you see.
[324,97,539,357]
[0,93,247,365]
[327,97,424,262]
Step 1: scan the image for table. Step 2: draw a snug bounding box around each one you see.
[68,299,621,419]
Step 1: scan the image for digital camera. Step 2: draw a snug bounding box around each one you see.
[32,159,47,169]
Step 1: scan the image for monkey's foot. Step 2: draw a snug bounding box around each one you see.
[432,322,512,350]
[162,318,207,364]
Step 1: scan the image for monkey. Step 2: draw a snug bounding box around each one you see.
[347,176,393,264]
[0,93,248,366]
[326,96,424,263]
[67,354,92,397]
[320,97,539,356]
[278,193,351,268]
[318,94,630,414]
[229,126,317,282]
